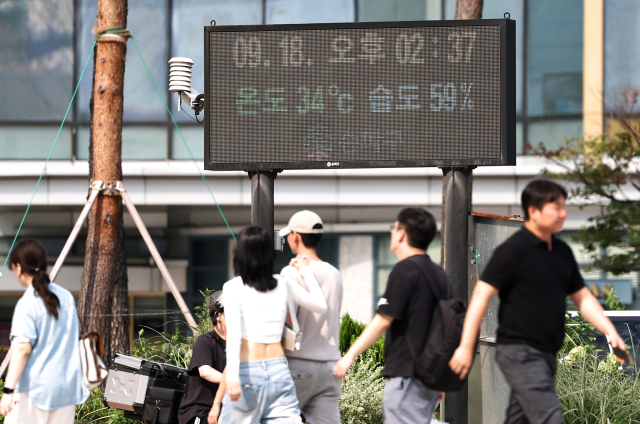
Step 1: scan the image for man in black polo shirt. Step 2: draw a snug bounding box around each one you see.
[450,179,627,424]
[178,292,226,424]
[334,207,450,424]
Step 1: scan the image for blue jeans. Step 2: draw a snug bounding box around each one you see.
[219,357,301,424]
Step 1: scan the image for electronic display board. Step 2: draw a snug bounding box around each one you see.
[205,19,515,171]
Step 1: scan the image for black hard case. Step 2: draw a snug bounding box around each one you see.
[103,354,188,424]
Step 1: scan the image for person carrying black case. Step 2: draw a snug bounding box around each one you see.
[177,292,226,424]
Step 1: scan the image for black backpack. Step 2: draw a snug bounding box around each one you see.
[404,256,468,392]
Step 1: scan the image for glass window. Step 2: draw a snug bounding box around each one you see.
[122,126,167,160]
[375,234,396,303]
[172,0,262,123]
[516,120,524,155]
[79,125,167,160]
[274,234,339,273]
[0,126,72,159]
[0,295,20,364]
[525,118,582,152]
[444,0,524,115]
[189,237,229,310]
[77,0,169,123]
[76,125,90,160]
[604,0,640,110]
[444,0,456,19]
[172,125,204,160]
[76,0,98,123]
[357,0,427,22]
[131,295,166,341]
[526,0,583,116]
[0,0,74,121]
[122,0,169,122]
[265,0,355,24]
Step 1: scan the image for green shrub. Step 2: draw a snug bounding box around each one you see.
[339,353,385,424]
[75,388,137,424]
[339,312,385,366]
[556,347,640,423]
[130,289,216,368]
[557,306,640,423]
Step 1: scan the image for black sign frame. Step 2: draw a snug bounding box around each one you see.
[205,19,516,171]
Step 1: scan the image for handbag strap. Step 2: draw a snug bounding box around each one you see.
[283,277,301,333]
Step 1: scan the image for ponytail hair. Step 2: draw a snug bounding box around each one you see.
[9,239,59,319]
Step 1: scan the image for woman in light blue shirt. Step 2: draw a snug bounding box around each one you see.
[0,239,88,424]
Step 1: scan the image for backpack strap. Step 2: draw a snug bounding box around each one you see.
[403,256,446,365]
[405,255,450,300]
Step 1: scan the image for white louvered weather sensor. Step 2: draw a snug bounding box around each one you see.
[169,57,204,119]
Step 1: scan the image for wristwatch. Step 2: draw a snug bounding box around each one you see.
[3,387,14,394]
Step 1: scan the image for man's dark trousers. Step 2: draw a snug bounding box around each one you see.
[495,343,563,424]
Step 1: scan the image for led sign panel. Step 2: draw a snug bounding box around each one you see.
[205,19,515,170]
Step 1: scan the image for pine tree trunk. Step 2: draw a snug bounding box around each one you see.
[454,0,484,20]
[440,0,482,267]
[78,0,129,365]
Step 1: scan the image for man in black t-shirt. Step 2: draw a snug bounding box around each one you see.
[178,292,226,424]
[334,208,449,424]
[450,179,628,424]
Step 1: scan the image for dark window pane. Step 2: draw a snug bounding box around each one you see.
[0,127,72,159]
[604,0,640,110]
[125,236,166,258]
[189,237,229,309]
[0,295,20,364]
[0,296,19,345]
[265,0,355,24]
[192,269,227,295]
[133,296,166,339]
[77,0,169,122]
[274,234,339,273]
[192,238,228,267]
[172,0,262,123]
[166,293,190,335]
[527,0,583,116]
[0,0,73,121]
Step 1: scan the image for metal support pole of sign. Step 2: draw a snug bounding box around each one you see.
[0,181,106,379]
[441,167,472,424]
[249,171,277,232]
[116,182,198,328]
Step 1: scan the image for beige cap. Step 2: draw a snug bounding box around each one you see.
[280,210,324,236]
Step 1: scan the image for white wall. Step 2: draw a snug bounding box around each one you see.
[339,235,375,323]
[0,262,187,293]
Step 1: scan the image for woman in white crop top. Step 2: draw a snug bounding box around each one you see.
[215,226,327,424]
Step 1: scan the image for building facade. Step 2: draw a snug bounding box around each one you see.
[1,0,639,349]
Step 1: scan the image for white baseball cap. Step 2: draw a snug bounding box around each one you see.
[280,210,324,236]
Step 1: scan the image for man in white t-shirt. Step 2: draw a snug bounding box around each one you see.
[280,210,343,424]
